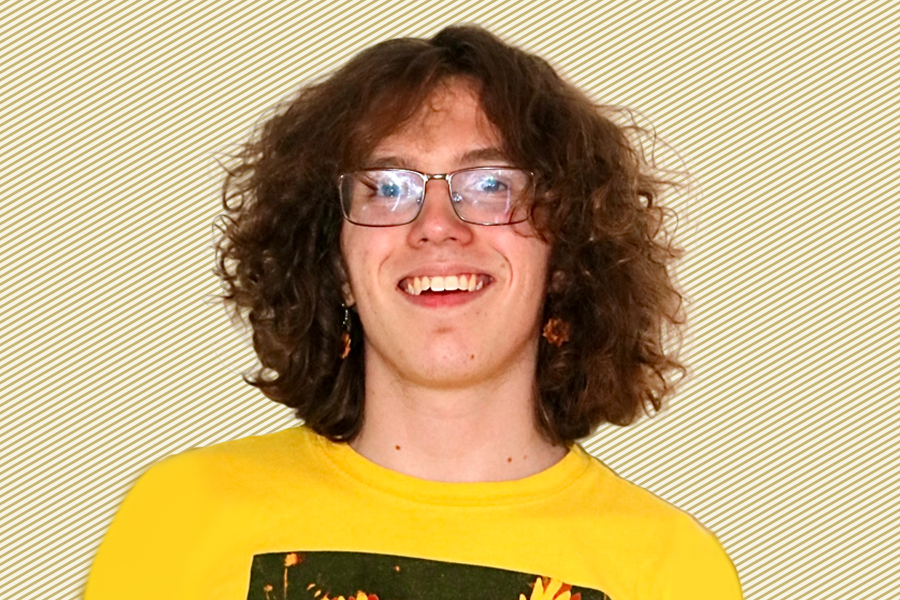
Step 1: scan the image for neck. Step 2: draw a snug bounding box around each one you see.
[350,351,569,483]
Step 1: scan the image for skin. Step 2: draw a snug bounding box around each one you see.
[340,78,568,483]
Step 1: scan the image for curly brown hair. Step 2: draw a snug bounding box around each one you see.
[214,25,687,446]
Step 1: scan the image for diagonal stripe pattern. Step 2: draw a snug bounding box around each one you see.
[1,1,898,599]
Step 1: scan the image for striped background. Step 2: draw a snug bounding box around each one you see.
[2,1,897,598]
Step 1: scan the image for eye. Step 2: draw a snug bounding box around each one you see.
[473,175,509,194]
[360,172,413,202]
[375,180,403,198]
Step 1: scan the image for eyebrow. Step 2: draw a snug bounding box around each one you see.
[366,155,413,169]
[365,147,511,170]
[459,147,509,165]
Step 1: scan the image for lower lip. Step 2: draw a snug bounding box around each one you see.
[398,284,489,308]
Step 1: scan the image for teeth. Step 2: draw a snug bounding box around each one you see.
[401,274,488,296]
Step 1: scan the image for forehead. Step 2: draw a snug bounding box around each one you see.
[362,78,506,165]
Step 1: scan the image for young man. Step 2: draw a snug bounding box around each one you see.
[85,26,742,600]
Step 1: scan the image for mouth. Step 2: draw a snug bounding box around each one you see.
[398,273,493,296]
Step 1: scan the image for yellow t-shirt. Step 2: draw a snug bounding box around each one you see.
[84,425,742,600]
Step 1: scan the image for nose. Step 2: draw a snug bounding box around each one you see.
[407,179,474,246]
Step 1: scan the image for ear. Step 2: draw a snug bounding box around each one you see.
[336,254,356,308]
[342,280,356,308]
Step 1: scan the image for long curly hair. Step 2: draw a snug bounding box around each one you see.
[214,25,688,445]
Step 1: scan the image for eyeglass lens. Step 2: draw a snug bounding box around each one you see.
[340,168,531,226]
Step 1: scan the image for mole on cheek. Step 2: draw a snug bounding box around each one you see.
[507,457,512,463]
[470,354,475,360]
[395,445,401,450]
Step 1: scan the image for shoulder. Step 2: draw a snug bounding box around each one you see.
[578,452,743,598]
[151,426,315,471]
[128,426,320,502]
[86,427,322,597]
[577,450,710,531]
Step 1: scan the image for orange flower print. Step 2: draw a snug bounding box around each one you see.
[307,585,378,600]
[521,577,581,600]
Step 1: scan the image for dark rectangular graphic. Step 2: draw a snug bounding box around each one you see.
[247,551,610,600]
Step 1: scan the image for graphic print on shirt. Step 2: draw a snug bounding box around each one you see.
[246,551,611,600]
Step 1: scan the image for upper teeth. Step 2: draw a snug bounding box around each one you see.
[402,274,486,296]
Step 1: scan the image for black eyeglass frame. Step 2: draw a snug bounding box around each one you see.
[338,167,536,227]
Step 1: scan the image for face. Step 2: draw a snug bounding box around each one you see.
[340,79,551,390]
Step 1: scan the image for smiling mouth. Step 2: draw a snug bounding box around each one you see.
[398,274,492,296]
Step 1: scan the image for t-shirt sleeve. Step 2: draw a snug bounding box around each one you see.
[82,453,211,600]
[648,514,743,600]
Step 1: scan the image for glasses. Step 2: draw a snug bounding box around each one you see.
[338,167,535,227]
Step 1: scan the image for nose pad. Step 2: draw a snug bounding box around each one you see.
[420,180,457,219]
[410,180,473,243]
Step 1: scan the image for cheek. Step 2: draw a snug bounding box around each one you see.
[514,239,552,283]
[340,232,391,300]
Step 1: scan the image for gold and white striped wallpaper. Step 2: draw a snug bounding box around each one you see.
[2,1,897,598]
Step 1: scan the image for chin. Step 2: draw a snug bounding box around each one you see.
[412,352,488,386]
[404,341,537,389]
